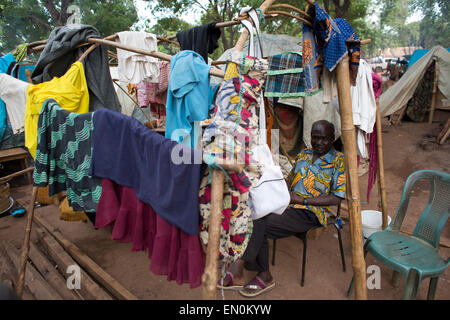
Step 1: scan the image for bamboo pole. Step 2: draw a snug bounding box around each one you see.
[428,60,438,124]
[266,10,313,26]
[335,56,367,300]
[270,4,311,19]
[376,100,389,229]
[16,186,38,297]
[201,169,225,300]
[201,0,277,300]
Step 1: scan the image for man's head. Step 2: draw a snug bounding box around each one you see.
[311,120,335,157]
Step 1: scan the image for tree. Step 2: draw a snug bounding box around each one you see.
[411,0,449,48]
[0,0,138,53]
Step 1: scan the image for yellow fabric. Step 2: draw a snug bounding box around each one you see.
[25,61,89,158]
[59,197,88,222]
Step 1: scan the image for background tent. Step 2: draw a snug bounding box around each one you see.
[408,48,450,69]
[380,46,450,118]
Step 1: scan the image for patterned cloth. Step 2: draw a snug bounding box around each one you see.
[264,52,310,98]
[302,3,360,90]
[33,99,101,213]
[288,148,346,227]
[136,61,170,107]
[199,51,267,264]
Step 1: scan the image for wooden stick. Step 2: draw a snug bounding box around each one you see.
[77,43,100,62]
[0,167,34,184]
[201,169,225,300]
[270,3,311,20]
[376,100,389,229]
[34,215,138,300]
[34,225,113,300]
[428,60,438,124]
[87,37,225,78]
[335,56,367,300]
[437,117,450,145]
[3,241,63,300]
[266,10,313,27]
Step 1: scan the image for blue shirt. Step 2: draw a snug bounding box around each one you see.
[165,50,211,148]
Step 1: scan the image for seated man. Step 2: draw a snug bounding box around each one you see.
[218,120,346,297]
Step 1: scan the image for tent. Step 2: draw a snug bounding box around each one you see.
[380,46,450,119]
[408,48,450,69]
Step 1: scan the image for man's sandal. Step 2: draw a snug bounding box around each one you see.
[217,272,244,290]
[239,276,275,298]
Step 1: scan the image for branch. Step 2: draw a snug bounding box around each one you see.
[28,14,53,30]
[43,0,61,24]
[191,0,209,13]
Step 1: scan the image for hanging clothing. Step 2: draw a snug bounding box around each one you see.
[165,51,211,148]
[116,31,160,84]
[25,61,90,158]
[33,99,101,213]
[264,52,309,98]
[136,61,170,107]
[96,178,205,289]
[372,72,383,99]
[288,148,346,227]
[199,51,266,264]
[176,22,221,63]
[89,108,205,235]
[31,24,121,112]
[0,74,29,134]
[302,22,323,92]
[0,53,16,142]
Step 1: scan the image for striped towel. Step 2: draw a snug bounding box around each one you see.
[33,99,101,212]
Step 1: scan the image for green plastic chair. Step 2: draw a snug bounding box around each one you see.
[347,169,450,299]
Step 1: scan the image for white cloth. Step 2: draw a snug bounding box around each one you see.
[350,59,377,134]
[322,68,338,104]
[0,74,30,134]
[110,67,137,116]
[116,31,160,84]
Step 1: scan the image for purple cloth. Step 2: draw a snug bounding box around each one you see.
[95,178,205,288]
[372,72,383,99]
[89,108,205,235]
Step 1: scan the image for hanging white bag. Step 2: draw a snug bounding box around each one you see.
[249,144,290,220]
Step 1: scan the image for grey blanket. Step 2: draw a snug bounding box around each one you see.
[31,24,121,112]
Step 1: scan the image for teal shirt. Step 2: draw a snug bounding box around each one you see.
[165,50,211,148]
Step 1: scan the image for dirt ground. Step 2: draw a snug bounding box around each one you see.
[1,110,449,301]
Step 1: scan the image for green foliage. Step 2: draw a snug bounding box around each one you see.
[0,0,138,53]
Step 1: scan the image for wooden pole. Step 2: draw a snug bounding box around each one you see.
[428,60,439,124]
[200,0,277,300]
[201,170,225,300]
[376,100,389,229]
[335,56,367,300]
[16,186,38,297]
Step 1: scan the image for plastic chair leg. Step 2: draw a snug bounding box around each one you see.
[427,277,438,300]
[391,270,402,288]
[336,228,346,272]
[301,237,307,287]
[271,239,276,266]
[402,269,420,300]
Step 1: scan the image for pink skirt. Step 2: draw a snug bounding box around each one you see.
[95,178,205,288]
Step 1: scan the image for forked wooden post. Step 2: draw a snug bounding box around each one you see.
[201,0,277,300]
[376,100,389,229]
[335,57,367,300]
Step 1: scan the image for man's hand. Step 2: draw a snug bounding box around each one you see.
[290,192,342,207]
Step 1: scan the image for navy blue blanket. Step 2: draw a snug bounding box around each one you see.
[89,109,205,235]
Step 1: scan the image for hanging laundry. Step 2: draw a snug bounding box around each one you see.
[302,3,360,91]
[33,99,101,213]
[116,31,160,84]
[165,51,211,148]
[199,51,266,265]
[136,61,170,107]
[264,52,309,98]
[31,24,121,112]
[176,22,221,63]
[89,108,205,235]
[25,61,90,158]
[96,178,205,289]
[0,53,16,142]
[366,72,383,203]
[0,74,30,134]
